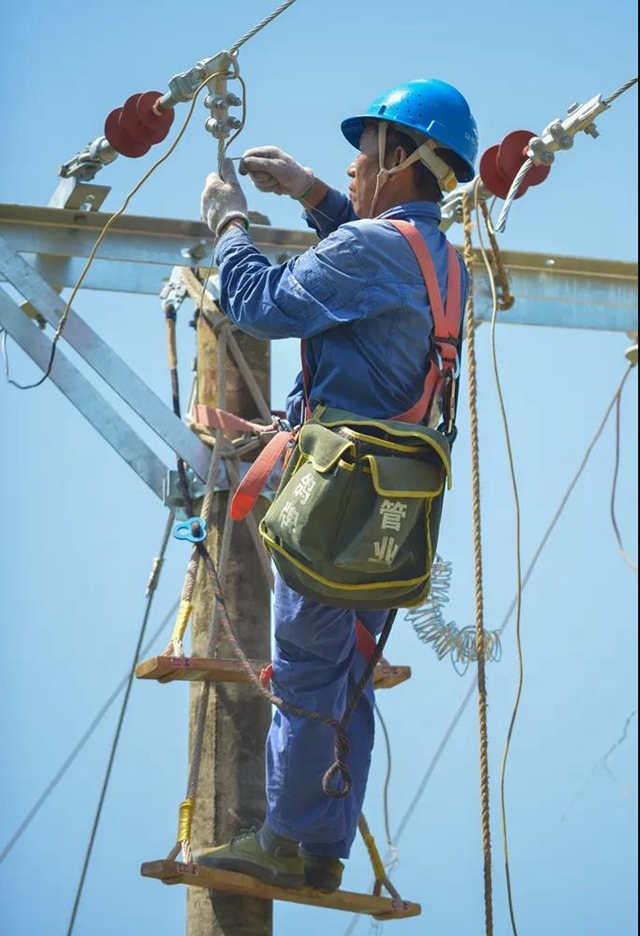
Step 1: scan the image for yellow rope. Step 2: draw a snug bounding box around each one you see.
[462,190,494,936]
[480,202,515,311]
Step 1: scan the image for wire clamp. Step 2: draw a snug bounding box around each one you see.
[173,516,208,543]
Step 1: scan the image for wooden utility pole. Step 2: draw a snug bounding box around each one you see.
[187,314,272,936]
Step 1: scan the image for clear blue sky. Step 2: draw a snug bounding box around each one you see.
[0,2,637,935]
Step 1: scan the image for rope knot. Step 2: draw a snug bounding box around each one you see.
[322,730,352,799]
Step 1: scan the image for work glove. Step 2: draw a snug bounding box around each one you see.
[201,159,249,238]
[239,146,314,199]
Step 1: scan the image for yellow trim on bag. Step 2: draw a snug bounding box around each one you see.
[297,434,355,473]
[339,426,422,454]
[314,408,452,489]
[261,531,430,592]
[364,455,444,499]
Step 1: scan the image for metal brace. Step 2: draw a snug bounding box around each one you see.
[163,467,208,514]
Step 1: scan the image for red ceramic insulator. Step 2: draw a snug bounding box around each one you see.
[105,107,151,158]
[104,91,174,158]
[136,91,174,140]
[497,130,551,190]
[479,145,529,200]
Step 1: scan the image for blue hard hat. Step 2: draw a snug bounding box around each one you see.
[341,79,478,182]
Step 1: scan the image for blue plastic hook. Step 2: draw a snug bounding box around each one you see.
[173,516,208,543]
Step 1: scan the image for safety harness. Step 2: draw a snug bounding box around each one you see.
[231,219,463,525]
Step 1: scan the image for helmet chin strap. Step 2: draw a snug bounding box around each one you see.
[369,122,458,217]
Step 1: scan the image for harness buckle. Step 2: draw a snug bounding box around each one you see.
[432,346,460,380]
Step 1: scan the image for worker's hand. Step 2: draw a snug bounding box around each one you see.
[201,159,249,237]
[239,146,314,199]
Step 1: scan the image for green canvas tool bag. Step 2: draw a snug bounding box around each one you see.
[260,405,452,610]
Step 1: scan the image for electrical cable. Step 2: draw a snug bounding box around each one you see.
[610,385,638,573]
[229,0,300,54]
[341,364,633,936]
[496,75,637,234]
[374,704,395,855]
[66,512,174,936]
[475,191,523,936]
[494,158,533,234]
[7,3,298,392]
[0,595,180,864]
[603,76,638,106]
[0,327,10,382]
[561,708,637,821]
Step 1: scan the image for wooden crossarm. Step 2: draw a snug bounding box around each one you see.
[140,860,421,920]
[135,656,411,690]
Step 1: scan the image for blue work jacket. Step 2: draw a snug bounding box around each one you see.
[214,188,469,426]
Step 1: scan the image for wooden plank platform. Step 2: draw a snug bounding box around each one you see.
[136,656,411,690]
[141,860,421,921]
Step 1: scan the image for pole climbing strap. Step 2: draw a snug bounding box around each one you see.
[192,404,275,436]
[230,428,296,521]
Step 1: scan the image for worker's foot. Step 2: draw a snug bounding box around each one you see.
[196,830,304,889]
[302,854,345,893]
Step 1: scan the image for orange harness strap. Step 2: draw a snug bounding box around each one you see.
[231,221,463,522]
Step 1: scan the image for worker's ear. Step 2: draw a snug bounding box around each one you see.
[391,146,408,170]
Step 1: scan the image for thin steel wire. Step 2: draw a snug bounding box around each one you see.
[230,0,300,53]
[494,159,533,233]
[66,511,174,935]
[610,386,638,573]
[0,595,180,864]
[603,76,638,106]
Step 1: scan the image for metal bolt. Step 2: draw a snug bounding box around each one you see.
[205,117,229,136]
[181,240,208,261]
[549,121,564,138]
[205,94,227,110]
[584,123,600,138]
[226,93,242,107]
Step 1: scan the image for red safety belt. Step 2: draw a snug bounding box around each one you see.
[230,221,462,522]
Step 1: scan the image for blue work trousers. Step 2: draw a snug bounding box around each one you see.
[266,572,389,859]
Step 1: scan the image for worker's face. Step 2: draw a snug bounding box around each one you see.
[347,124,382,218]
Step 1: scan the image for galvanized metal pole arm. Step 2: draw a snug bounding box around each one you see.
[0,291,170,500]
[0,235,211,482]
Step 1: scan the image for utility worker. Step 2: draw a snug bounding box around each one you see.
[197,79,478,893]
